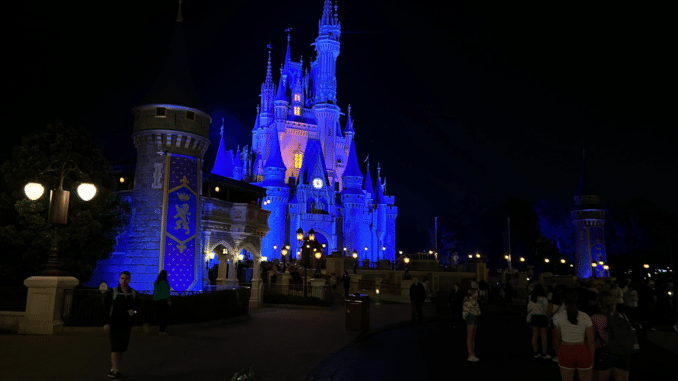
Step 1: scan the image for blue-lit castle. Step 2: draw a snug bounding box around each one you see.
[88,1,397,296]
[213,0,398,263]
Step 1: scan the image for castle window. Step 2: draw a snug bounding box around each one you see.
[294,107,301,116]
[294,153,303,169]
[155,107,167,117]
[294,94,301,102]
[186,111,195,120]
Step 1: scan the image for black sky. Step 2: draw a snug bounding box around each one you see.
[5,0,676,252]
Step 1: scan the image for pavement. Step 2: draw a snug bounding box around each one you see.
[1,296,676,381]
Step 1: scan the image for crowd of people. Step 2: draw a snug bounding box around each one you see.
[440,277,676,381]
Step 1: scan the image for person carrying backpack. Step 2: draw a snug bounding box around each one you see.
[591,291,638,381]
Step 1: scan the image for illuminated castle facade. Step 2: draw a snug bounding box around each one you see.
[212,0,398,262]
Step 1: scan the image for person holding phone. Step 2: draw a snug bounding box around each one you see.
[103,271,140,380]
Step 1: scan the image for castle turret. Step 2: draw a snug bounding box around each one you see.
[260,50,275,127]
[375,164,386,260]
[233,145,243,181]
[261,131,289,260]
[571,151,607,278]
[211,119,229,177]
[312,0,341,188]
[341,139,365,256]
[274,76,289,122]
[102,1,210,291]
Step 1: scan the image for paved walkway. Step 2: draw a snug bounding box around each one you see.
[1,297,676,381]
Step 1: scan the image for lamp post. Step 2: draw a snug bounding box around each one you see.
[314,251,322,278]
[352,249,358,274]
[296,228,316,297]
[24,160,97,276]
[403,256,411,280]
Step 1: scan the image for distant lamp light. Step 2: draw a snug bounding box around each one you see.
[119,177,125,183]
[315,252,321,260]
[603,265,609,270]
[383,246,387,251]
[468,254,473,259]
[281,248,288,256]
[296,228,304,241]
[592,262,597,267]
[365,246,368,251]
[504,255,509,260]
[214,186,220,193]
[208,251,215,260]
[322,243,326,248]
[308,228,316,241]
[376,288,380,295]
[476,253,480,258]
[261,256,267,262]
[238,254,244,261]
[352,250,358,259]
[598,261,604,265]
[570,264,573,267]
[273,245,277,250]
[223,248,227,254]
[545,258,550,263]
[404,257,410,264]
[643,264,650,269]
[306,244,310,248]
[24,182,45,200]
[77,183,97,201]
[399,251,403,255]
[429,250,433,254]
[520,257,525,262]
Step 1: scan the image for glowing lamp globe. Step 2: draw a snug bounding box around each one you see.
[315,252,321,260]
[404,257,410,264]
[603,265,609,270]
[296,228,304,241]
[592,262,597,267]
[261,256,267,262]
[561,259,566,263]
[308,228,316,241]
[545,258,550,263]
[24,182,45,200]
[281,248,288,256]
[643,264,649,269]
[352,250,358,259]
[77,183,97,201]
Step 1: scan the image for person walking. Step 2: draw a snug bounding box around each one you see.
[527,284,551,359]
[410,277,426,327]
[448,283,463,328]
[591,291,633,381]
[505,281,514,305]
[478,279,488,303]
[622,283,639,327]
[553,288,595,381]
[342,271,351,297]
[153,270,172,335]
[609,283,624,314]
[103,271,140,380]
[463,288,481,362]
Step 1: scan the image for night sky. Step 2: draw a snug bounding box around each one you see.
[6,0,676,252]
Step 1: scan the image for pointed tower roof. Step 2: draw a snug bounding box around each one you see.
[284,29,292,71]
[345,104,354,134]
[364,162,374,197]
[343,139,362,178]
[139,1,205,111]
[576,149,598,196]
[320,0,333,27]
[252,106,261,131]
[211,118,229,176]
[264,49,273,87]
[299,138,329,185]
[233,145,242,168]
[264,132,286,169]
[275,76,287,102]
[374,162,385,203]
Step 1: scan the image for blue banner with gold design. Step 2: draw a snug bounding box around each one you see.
[161,154,200,293]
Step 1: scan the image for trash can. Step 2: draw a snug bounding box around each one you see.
[345,294,370,331]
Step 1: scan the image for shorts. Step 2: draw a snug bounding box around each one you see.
[110,325,133,352]
[594,348,631,371]
[558,343,593,370]
[465,314,479,326]
[530,315,548,327]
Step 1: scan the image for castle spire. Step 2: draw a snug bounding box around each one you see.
[363,160,374,197]
[265,47,273,86]
[321,0,333,27]
[284,27,292,70]
[342,138,362,178]
[345,104,354,134]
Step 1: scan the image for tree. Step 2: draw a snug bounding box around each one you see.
[0,122,129,285]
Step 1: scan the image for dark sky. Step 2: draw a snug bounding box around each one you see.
[6,0,676,251]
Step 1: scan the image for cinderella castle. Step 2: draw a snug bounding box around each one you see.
[212,0,398,263]
[87,0,397,293]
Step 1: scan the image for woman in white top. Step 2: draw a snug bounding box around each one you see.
[527,284,551,358]
[553,288,595,381]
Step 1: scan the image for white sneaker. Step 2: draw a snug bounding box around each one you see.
[533,353,541,358]
[468,355,480,362]
[552,356,559,362]
[541,354,552,359]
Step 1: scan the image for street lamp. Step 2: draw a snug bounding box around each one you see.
[352,249,358,274]
[314,251,322,277]
[296,228,317,297]
[383,246,386,261]
[24,160,97,276]
[403,256,411,280]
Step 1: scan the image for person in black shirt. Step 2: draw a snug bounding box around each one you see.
[410,277,426,326]
[103,271,140,380]
[342,271,351,297]
[448,283,463,328]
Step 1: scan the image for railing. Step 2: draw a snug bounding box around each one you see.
[262,283,333,306]
[376,282,400,295]
[62,287,250,326]
[0,287,28,311]
[358,279,375,291]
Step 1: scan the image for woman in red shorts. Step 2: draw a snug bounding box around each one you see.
[553,288,595,381]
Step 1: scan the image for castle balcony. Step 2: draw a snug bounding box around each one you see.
[202,198,270,236]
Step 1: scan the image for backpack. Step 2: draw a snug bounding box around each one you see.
[603,311,640,356]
